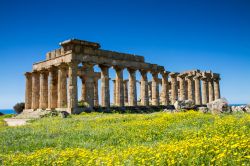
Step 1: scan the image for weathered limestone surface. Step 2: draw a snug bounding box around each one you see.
[140,70,149,106]
[194,74,202,105]
[25,72,32,109]
[178,73,187,101]
[151,72,159,106]
[169,72,179,104]
[39,70,48,109]
[57,65,67,108]
[31,72,40,109]
[115,67,124,106]
[24,39,222,113]
[128,69,137,106]
[100,65,110,107]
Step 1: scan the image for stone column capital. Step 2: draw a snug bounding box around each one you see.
[25,72,32,77]
[178,73,188,79]
[169,72,179,78]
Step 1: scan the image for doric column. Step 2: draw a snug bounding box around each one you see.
[39,70,48,109]
[100,65,110,107]
[48,67,58,109]
[201,76,209,104]
[31,71,40,109]
[161,71,170,105]
[128,69,137,106]
[114,67,124,106]
[194,74,202,105]
[140,70,149,106]
[151,72,159,106]
[57,65,67,108]
[123,80,129,104]
[84,64,94,108]
[68,62,78,113]
[112,79,116,105]
[178,73,187,101]
[186,74,195,102]
[169,72,179,104]
[94,78,99,107]
[25,72,32,109]
[208,75,214,103]
[148,82,152,103]
[213,74,221,100]
[81,78,86,101]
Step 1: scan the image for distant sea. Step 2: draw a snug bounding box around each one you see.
[0,109,15,114]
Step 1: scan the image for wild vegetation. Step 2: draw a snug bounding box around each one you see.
[0,111,249,165]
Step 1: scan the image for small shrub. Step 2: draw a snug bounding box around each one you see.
[13,103,25,114]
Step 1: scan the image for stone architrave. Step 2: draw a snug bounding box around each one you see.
[31,71,40,109]
[161,71,170,105]
[114,67,124,106]
[48,67,58,109]
[178,73,187,101]
[39,70,49,109]
[151,72,159,106]
[128,69,137,106]
[169,72,179,104]
[194,74,202,105]
[100,65,110,107]
[186,74,195,102]
[140,70,149,106]
[25,72,32,109]
[68,62,78,113]
[57,65,67,108]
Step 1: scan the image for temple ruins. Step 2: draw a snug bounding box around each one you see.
[24,39,221,113]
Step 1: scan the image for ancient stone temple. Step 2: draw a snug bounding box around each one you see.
[24,39,221,113]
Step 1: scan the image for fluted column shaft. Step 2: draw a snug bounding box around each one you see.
[81,79,86,101]
[32,72,40,109]
[161,72,170,105]
[128,69,137,106]
[84,65,94,108]
[194,76,202,105]
[170,73,178,104]
[100,65,110,107]
[152,72,159,106]
[25,72,32,109]
[214,79,221,100]
[39,71,48,109]
[148,82,152,102]
[68,62,78,113]
[94,78,99,107]
[58,66,67,108]
[208,78,214,102]
[48,68,58,109]
[178,74,187,101]
[140,71,149,106]
[112,80,116,105]
[201,77,208,104]
[115,67,124,106]
[123,80,129,104]
[186,75,195,102]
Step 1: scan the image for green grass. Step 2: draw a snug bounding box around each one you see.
[0,111,249,165]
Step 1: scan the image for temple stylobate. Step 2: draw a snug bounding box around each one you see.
[24,39,221,113]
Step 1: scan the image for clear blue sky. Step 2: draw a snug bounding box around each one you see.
[0,0,249,109]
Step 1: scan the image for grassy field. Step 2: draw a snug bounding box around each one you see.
[0,111,249,165]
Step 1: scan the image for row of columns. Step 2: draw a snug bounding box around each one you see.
[25,62,221,112]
